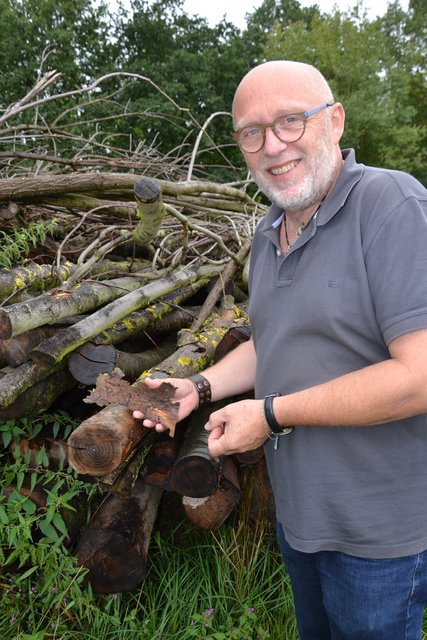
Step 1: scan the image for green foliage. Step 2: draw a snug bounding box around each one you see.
[0,219,57,268]
[0,459,297,639]
[0,0,114,108]
[187,606,270,639]
[0,0,424,184]
[261,2,426,183]
[0,413,102,638]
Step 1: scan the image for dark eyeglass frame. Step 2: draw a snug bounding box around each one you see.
[232,102,335,153]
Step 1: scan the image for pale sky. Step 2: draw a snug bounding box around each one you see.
[182,0,409,28]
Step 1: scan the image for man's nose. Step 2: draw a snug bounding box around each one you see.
[263,126,288,155]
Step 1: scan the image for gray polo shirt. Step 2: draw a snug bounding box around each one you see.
[248,148,427,558]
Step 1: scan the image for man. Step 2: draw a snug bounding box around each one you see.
[134,61,427,639]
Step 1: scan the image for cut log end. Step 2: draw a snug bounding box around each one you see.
[134,177,161,203]
[166,455,219,497]
[67,425,124,476]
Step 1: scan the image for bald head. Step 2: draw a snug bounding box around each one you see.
[232,61,334,128]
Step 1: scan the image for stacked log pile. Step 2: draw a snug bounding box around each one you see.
[0,170,275,593]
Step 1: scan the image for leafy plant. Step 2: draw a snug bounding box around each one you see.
[0,219,57,268]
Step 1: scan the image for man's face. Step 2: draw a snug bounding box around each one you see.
[234,88,339,213]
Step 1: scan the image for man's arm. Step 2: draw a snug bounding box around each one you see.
[206,328,427,456]
[273,327,427,428]
[203,337,257,401]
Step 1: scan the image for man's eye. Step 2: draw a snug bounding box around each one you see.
[278,115,301,127]
[242,127,260,139]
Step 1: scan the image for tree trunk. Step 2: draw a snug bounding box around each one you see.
[90,292,201,347]
[68,339,176,386]
[132,177,165,246]
[182,457,241,530]
[75,479,163,593]
[0,272,150,339]
[10,435,69,470]
[0,326,58,366]
[30,265,217,367]
[0,368,75,419]
[166,403,226,497]
[0,359,71,410]
[67,404,148,476]
[0,172,255,205]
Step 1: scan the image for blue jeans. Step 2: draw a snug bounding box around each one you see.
[277,522,427,640]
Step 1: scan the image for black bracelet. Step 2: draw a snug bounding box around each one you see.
[189,373,212,407]
[264,393,294,436]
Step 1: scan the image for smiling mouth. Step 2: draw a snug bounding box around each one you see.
[270,160,299,176]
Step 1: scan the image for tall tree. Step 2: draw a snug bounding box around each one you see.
[0,0,114,108]
[261,2,425,182]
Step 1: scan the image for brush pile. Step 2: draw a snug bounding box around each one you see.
[0,73,274,593]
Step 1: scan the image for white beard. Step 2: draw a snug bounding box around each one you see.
[251,135,338,213]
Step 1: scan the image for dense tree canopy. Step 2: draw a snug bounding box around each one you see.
[0,0,425,184]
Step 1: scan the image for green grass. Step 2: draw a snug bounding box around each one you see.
[1,517,297,640]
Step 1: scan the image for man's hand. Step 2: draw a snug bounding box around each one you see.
[133,377,199,431]
[205,398,267,457]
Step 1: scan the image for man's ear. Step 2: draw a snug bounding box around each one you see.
[331,102,345,143]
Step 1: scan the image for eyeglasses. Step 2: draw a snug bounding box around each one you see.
[232,102,335,153]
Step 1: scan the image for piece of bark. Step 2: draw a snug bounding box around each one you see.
[75,479,163,593]
[84,370,179,435]
[182,457,241,530]
[68,339,176,386]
